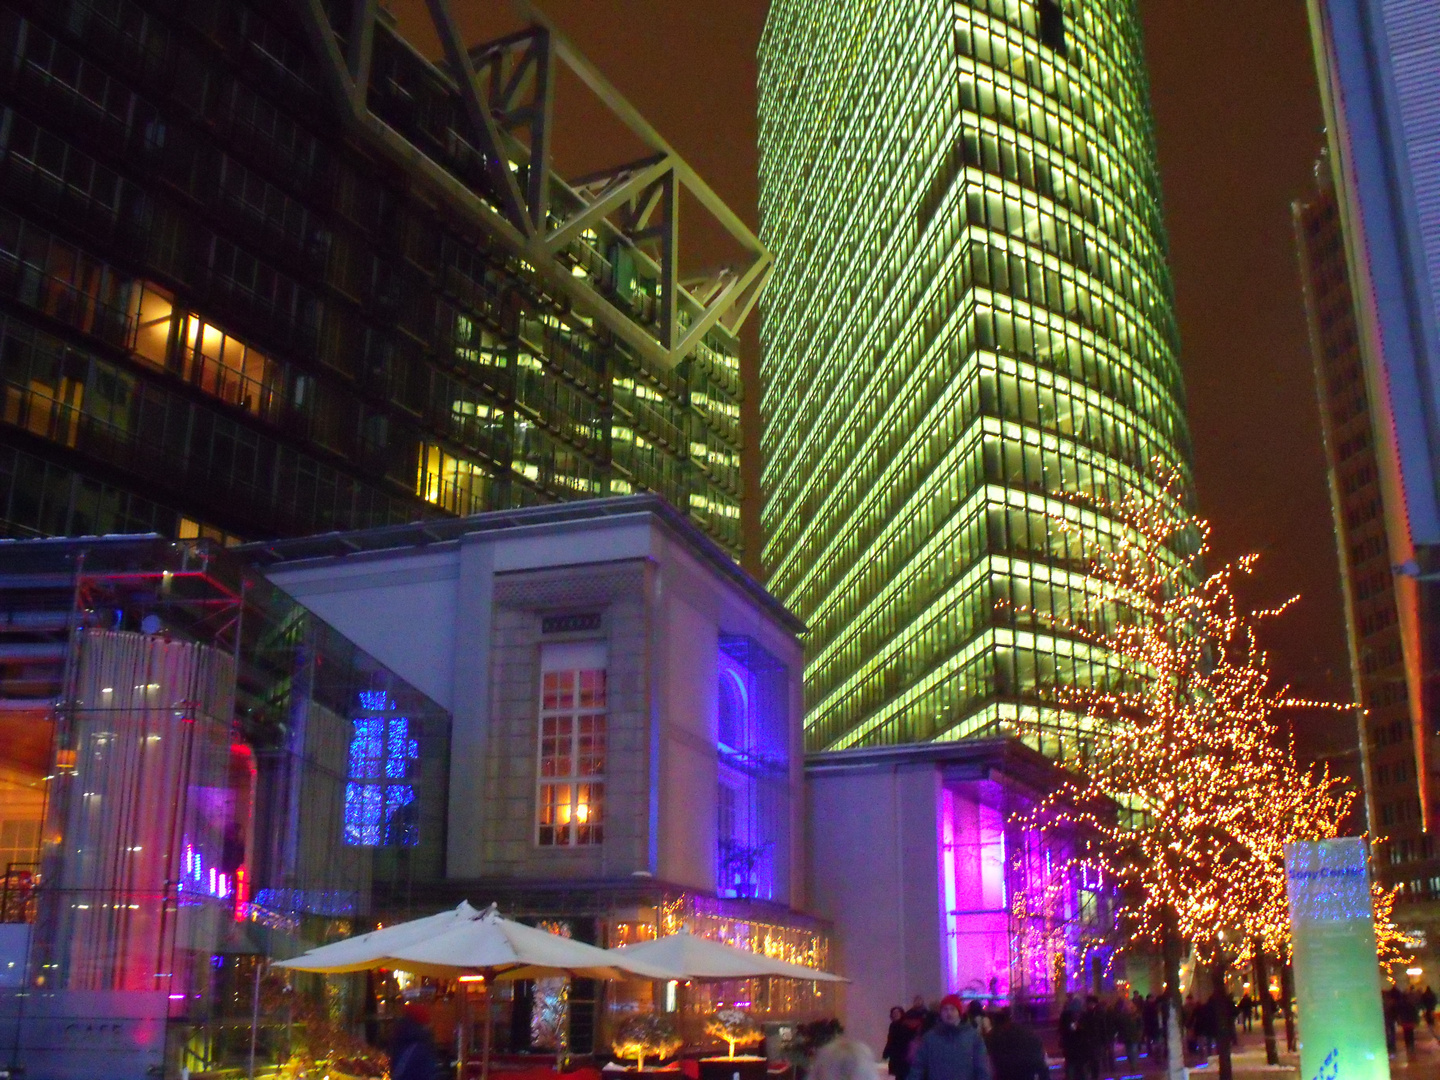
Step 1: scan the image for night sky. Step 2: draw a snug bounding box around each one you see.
[395,1,1353,762]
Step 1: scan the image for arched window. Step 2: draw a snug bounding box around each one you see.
[718,666,748,751]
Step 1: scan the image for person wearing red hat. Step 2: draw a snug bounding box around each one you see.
[909,994,993,1080]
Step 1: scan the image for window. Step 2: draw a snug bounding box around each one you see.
[537,643,606,846]
[344,690,419,846]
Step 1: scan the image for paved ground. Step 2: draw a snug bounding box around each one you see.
[1038,1023,1440,1080]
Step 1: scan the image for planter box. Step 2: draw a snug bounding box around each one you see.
[699,1056,768,1080]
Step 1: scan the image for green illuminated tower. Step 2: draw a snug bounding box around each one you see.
[757,0,1194,752]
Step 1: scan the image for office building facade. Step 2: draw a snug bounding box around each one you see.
[1295,158,1433,913]
[1305,0,1440,949]
[0,498,827,1079]
[756,0,1193,751]
[0,0,765,557]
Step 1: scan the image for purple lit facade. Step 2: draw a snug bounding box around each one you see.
[808,740,1115,1050]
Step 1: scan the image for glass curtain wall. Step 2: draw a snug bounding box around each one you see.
[0,539,449,1078]
[756,0,1194,753]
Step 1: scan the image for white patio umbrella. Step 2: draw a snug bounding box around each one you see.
[270,900,483,974]
[273,903,678,1080]
[607,929,847,982]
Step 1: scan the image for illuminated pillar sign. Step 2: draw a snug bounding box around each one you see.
[1283,838,1387,1080]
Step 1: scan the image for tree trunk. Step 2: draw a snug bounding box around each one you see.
[1163,924,1187,1080]
[1253,944,1279,1066]
[1212,955,1234,1080]
[1281,960,1297,1053]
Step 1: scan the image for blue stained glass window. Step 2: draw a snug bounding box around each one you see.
[344,691,420,846]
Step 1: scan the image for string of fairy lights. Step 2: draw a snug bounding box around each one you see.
[1004,464,1410,970]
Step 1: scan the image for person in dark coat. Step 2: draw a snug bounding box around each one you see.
[1422,984,1437,1029]
[885,1005,917,1080]
[1059,996,1086,1080]
[1141,994,1162,1057]
[1237,992,1254,1034]
[984,1008,1048,1080]
[390,1002,439,1080]
[909,994,994,1080]
[1076,997,1105,1080]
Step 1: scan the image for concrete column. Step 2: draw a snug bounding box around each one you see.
[447,536,494,878]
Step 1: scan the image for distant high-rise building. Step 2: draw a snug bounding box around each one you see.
[1306,0,1440,921]
[1295,155,1425,893]
[756,0,1194,751]
[0,0,765,556]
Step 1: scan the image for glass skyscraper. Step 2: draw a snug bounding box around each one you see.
[756,0,1194,752]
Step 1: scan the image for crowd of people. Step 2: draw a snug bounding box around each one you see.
[1383,983,1437,1058]
[875,987,1265,1080]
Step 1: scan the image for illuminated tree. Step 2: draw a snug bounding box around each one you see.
[1006,469,1355,1080]
[611,1013,683,1071]
[706,1008,763,1058]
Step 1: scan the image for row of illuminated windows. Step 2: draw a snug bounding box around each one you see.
[801,400,1164,644]
[964,191,1173,379]
[0,316,421,536]
[957,8,1162,212]
[761,196,1181,530]
[755,14,954,321]
[761,209,974,533]
[803,472,1189,713]
[808,616,1124,753]
[0,201,726,550]
[760,81,957,405]
[820,619,1127,753]
[796,414,1174,664]
[765,300,1186,590]
[956,55,1161,245]
[11,4,747,522]
[961,149,1173,344]
[804,479,1156,707]
[957,5,1153,160]
[969,233,1180,423]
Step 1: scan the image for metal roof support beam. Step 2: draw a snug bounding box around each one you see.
[296,1,771,369]
[424,0,532,234]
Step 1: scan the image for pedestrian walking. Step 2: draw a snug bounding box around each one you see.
[813,1037,883,1080]
[909,995,994,1080]
[1141,995,1162,1058]
[1384,986,1402,1055]
[1113,995,1141,1070]
[984,1008,1048,1080]
[885,1005,918,1080]
[1059,996,1087,1080]
[1077,996,1106,1080]
[1422,985,1437,1029]
[1237,992,1254,1034]
[1397,990,1420,1059]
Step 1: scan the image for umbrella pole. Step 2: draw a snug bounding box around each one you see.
[482,984,494,1080]
[458,983,469,1080]
[247,961,261,1080]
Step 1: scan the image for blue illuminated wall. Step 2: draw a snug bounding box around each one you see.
[715,636,790,900]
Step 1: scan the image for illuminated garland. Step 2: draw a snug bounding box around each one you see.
[1007,466,1397,965]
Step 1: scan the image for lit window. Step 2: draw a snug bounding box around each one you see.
[537,643,606,846]
[344,690,419,847]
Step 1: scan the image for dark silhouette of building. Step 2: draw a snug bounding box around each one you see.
[1296,155,1431,909]
[0,0,765,556]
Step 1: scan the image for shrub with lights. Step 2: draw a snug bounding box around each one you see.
[705,1008,763,1059]
[611,1012,684,1071]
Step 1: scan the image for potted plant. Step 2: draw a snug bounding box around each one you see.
[611,1012,684,1071]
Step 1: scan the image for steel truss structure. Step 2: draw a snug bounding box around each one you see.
[297,0,770,371]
